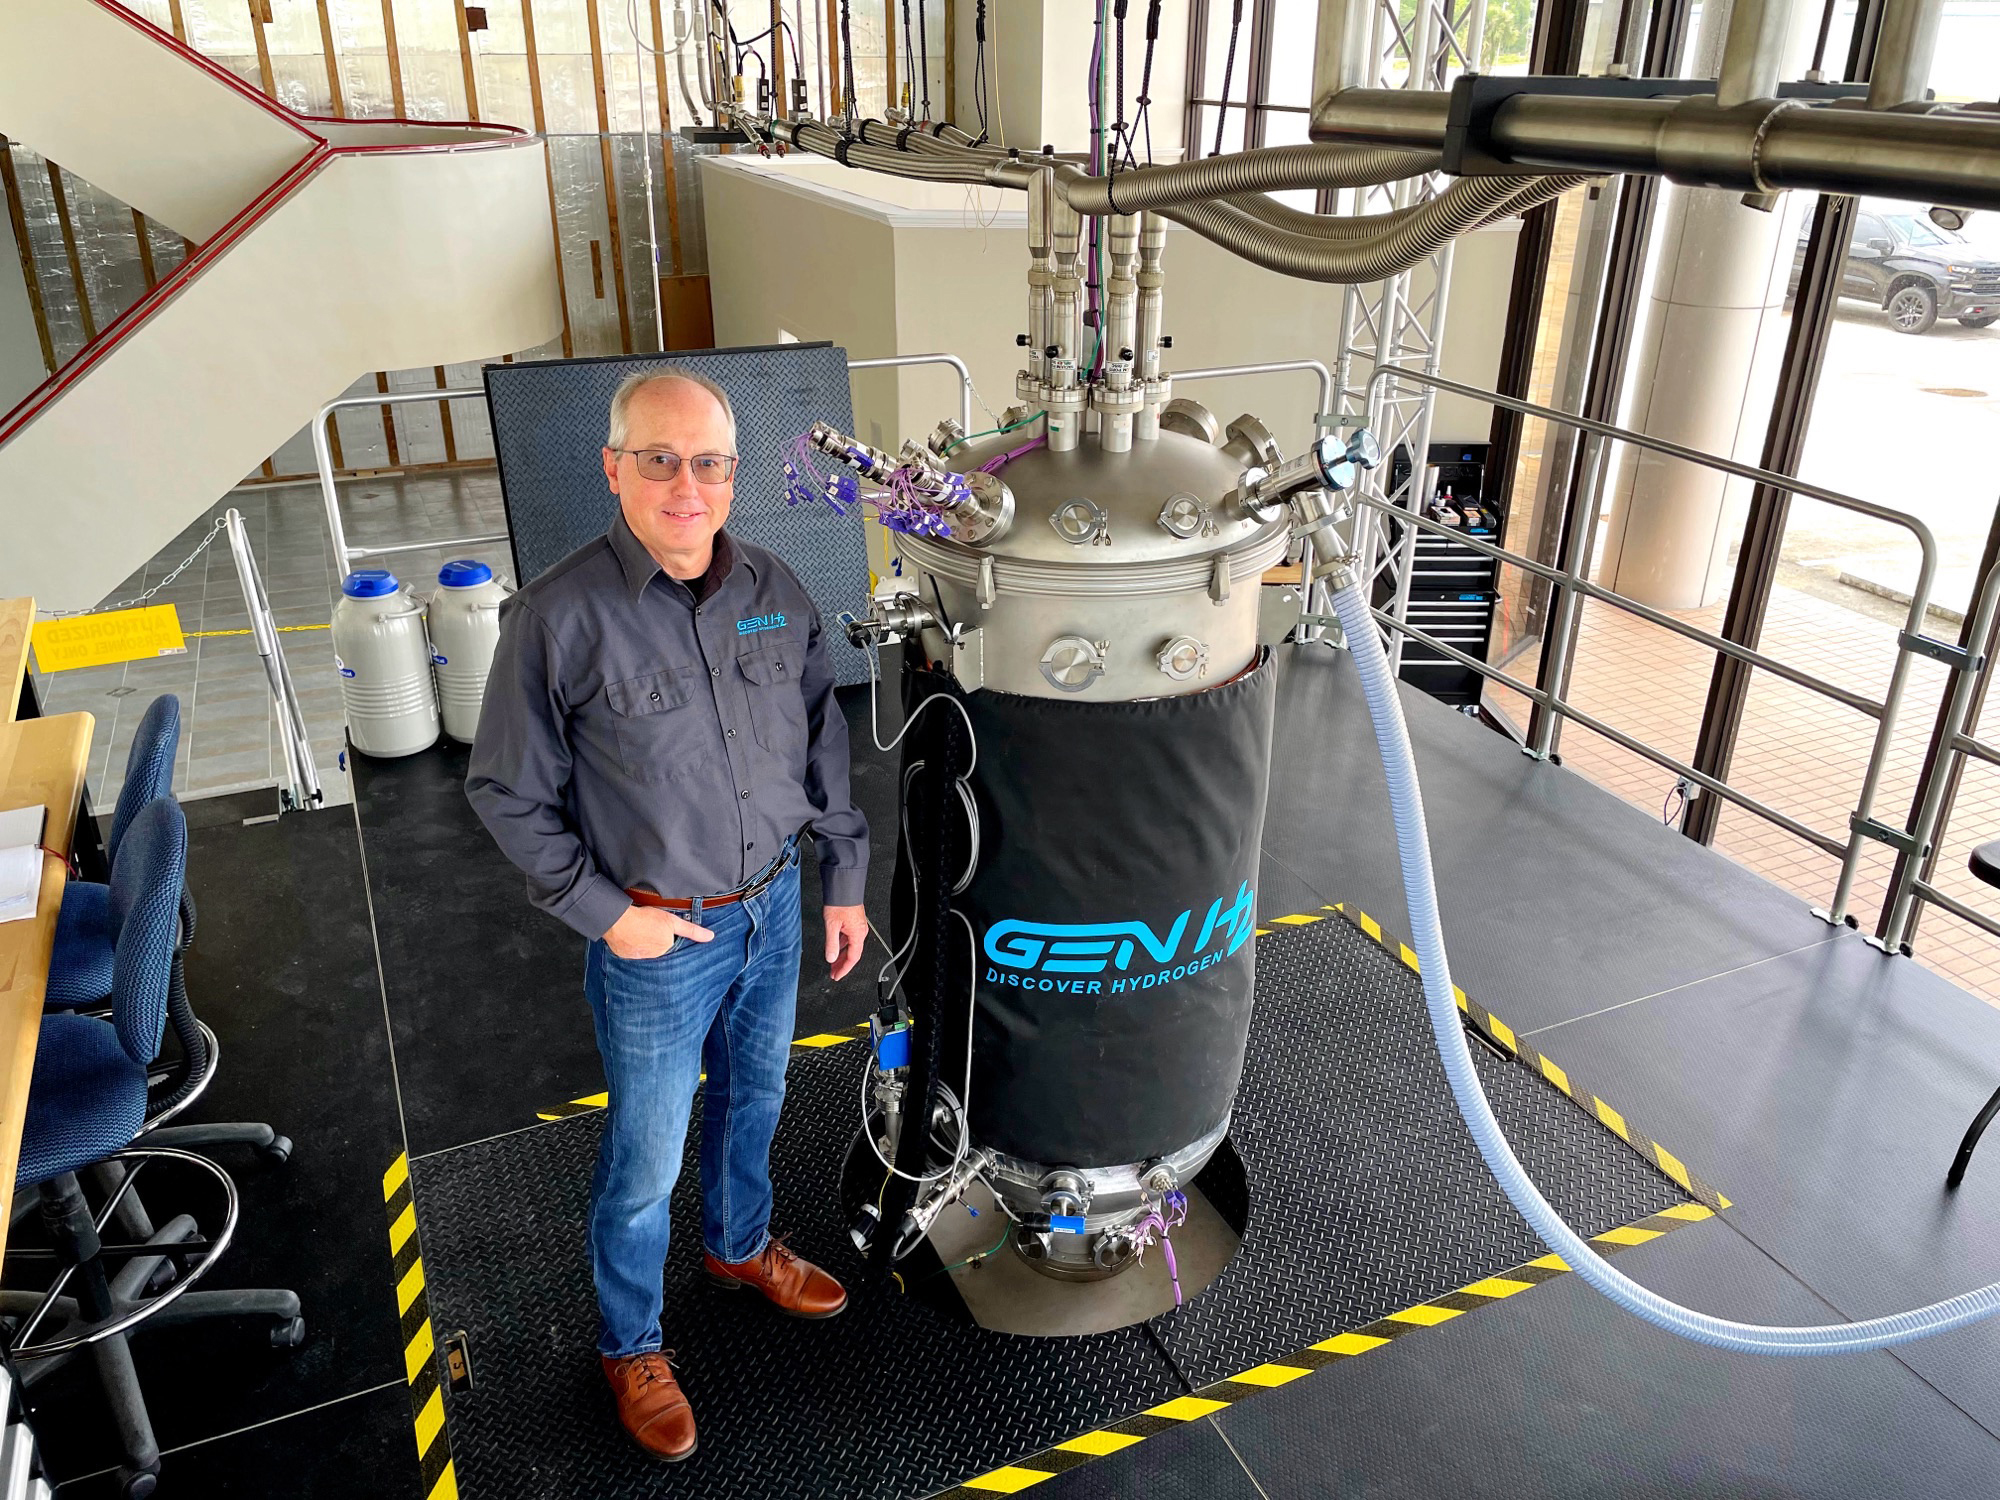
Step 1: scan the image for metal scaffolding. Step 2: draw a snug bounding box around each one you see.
[1325,0,1485,670]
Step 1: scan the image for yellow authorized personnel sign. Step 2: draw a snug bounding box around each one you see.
[31,604,189,673]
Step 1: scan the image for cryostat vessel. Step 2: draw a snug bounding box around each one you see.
[810,179,1374,1310]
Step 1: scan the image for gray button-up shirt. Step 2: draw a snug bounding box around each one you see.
[465,514,869,940]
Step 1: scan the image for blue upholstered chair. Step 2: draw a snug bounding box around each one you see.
[41,689,292,1162]
[45,694,181,1010]
[3,798,302,1499]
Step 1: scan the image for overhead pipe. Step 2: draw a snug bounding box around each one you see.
[1306,87,2000,210]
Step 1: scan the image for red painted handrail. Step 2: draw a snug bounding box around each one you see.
[0,0,537,446]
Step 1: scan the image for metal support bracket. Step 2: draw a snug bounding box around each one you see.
[1848,812,1928,859]
[1898,630,1984,674]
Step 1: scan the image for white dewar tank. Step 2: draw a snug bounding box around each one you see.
[428,560,510,743]
[332,570,440,759]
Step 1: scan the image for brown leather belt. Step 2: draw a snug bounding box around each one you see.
[624,839,798,913]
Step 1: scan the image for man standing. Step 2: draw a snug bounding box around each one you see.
[467,369,870,1463]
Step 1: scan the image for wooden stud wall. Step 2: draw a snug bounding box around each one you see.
[0,0,950,482]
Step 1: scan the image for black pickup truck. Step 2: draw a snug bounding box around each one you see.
[1792,204,2000,334]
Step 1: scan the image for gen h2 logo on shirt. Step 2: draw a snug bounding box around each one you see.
[736,613,787,636]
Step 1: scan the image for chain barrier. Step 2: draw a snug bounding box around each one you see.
[36,517,231,618]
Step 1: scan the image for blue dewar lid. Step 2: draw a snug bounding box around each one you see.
[342,569,399,599]
[437,559,493,588]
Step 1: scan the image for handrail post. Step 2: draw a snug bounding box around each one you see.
[844,353,976,435]
[1881,559,2000,947]
[224,507,322,813]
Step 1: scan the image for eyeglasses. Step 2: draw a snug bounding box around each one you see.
[612,449,738,485]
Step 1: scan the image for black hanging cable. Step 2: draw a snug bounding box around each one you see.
[916,0,932,121]
[1113,0,1129,176]
[1134,0,1163,167]
[972,0,990,137]
[1212,0,1245,157]
[839,0,858,121]
[900,0,917,114]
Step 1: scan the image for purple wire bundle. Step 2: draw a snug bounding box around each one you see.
[782,431,975,539]
[980,436,1046,473]
[1131,1188,1190,1307]
[781,433,861,516]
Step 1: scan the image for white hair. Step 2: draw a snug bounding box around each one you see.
[606,368,737,450]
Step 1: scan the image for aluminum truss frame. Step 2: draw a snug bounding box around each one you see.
[1326,0,1487,672]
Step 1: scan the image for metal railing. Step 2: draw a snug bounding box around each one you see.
[1352,365,1943,927]
[1882,556,2000,951]
[1174,359,1338,428]
[222,508,322,813]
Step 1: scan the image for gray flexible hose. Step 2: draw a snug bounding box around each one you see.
[768,114,1578,283]
[1221,180,1546,238]
[1056,143,1440,214]
[1158,176,1557,283]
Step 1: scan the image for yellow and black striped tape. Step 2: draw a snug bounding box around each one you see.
[383,1153,457,1500]
[931,1200,1716,1497]
[535,1023,873,1120]
[1316,903,1730,1213]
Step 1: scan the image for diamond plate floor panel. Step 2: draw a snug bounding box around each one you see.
[410,914,1691,1499]
[1150,913,1690,1387]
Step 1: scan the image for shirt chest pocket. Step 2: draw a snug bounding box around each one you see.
[735,640,807,761]
[605,667,706,784]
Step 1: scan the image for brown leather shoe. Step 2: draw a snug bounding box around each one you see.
[703,1237,848,1318]
[601,1351,697,1461]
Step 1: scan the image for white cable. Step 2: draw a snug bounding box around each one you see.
[847,620,984,1193]
[857,914,978,1187]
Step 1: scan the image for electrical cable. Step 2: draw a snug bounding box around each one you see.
[1213,0,1245,157]
[839,0,858,120]
[916,0,931,121]
[1133,0,1163,168]
[1328,577,2000,1355]
[972,0,990,137]
[1113,0,1129,175]
[900,0,917,114]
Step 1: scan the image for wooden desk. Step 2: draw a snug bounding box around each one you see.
[0,597,93,1261]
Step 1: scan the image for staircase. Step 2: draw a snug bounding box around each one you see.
[0,0,562,608]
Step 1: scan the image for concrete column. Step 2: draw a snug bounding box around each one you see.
[1597,0,1817,610]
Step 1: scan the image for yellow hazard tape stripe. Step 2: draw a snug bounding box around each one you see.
[1318,904,1732,1213]
[383,1153,457,1500]
[531,1024,873,1121]
[930,1202,1714,1498]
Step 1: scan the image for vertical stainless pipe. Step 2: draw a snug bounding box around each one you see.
[1025,169,1053,385]
[1313,0,1377,99]
[1869,0,1944,109]
[1717,0,1800,106]
[1104,214,1140,385]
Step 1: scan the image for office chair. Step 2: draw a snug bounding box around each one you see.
[45,694,181,1011]
[42,691,292,1163]
[1,799,303,1500]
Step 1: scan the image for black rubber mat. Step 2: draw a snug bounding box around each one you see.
[410,915,1690,1499]
[1150,912,1689,1386]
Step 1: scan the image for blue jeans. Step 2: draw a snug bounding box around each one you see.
[582,857,802,1359]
